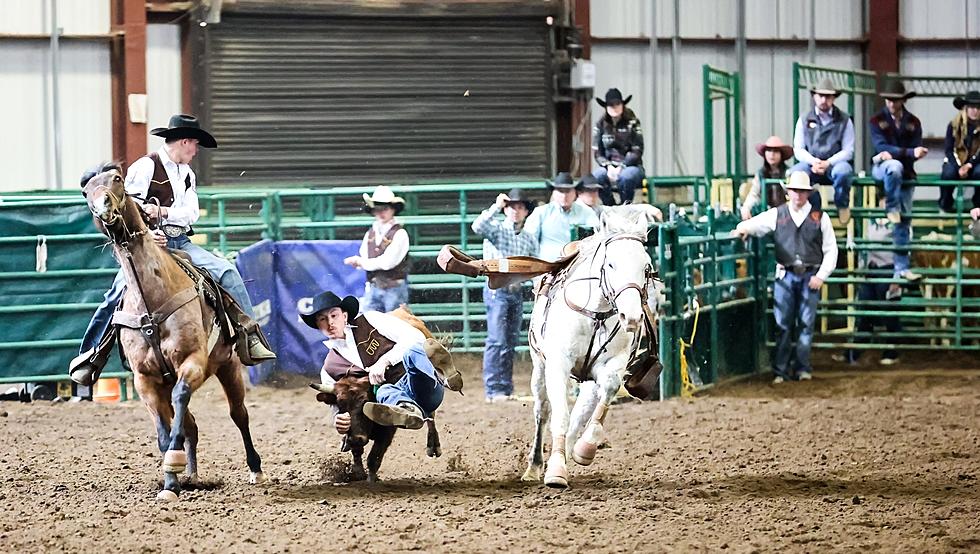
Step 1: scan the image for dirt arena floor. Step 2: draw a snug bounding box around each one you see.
[0,353,978,553]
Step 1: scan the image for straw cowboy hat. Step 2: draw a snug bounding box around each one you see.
[879,81,916,100]
[150,114,217,148]
[755,136,794,160]
[785,172,813,192]
[547,172,579,191]
[502,188,535,212]
[300,291,359,329]
[362,185,405,214]
[953,90,980,110]
[809,78,841,97]
[596,88,632,108]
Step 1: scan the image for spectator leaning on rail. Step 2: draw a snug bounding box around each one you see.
[69,114,275,389]
[868,81,927,282]
[591,88,645,206]
[471,189,538,403]
[522,172,601,262]
[833,194,904,366]
[303,291,461,432]
[344,186,411,313]
[940,90,980,214]
[733,172,839,384]
[790,78,856,224]
[741,135,793,220]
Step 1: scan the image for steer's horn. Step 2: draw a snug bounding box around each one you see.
[308,382,335,394]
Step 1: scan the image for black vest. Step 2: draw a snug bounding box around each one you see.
[802,107,849,160]
[774,204,824,268]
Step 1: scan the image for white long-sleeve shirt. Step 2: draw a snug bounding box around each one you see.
[124,146,200,228]
[735,202,838,281]
[357,219,410,271]
[793,107,855,167]
[319,310,426,385]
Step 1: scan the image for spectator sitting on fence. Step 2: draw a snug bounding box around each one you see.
[868,81,927,282]
[471,189,537,403]
[575,173,605,216]
[833,194,904,366]
[741,135,792,220]
[939,90,980,213]
[344,186,411,313]
[733,172,838,384]
[523,172,600,262]
[591,88,645,206]
[790,78,856,224]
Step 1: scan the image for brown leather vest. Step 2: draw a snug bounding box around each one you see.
[146,152,192,208]
[320,315,398,381]
[366,224,409,285]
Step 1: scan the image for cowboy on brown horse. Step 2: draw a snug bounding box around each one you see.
[69,114,275,388]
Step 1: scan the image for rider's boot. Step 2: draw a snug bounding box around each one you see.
[221,292,276,365]
[68,327,116,386]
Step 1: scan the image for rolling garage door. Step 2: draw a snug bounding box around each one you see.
[203,13,552,187]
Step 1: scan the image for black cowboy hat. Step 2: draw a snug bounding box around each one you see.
[502,188,535,212]
[300,291,358,330]
[150,114,218,148]
[576,173,604,191]
[547,171,578,191]
[596,88,632,108]
[879,80,916,100]
[953,90,980,110]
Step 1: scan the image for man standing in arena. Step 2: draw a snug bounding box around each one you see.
[471,189,537,402]
[344,186,411,312]
[789,78,856,224]
[734,172,838,384]
[523,172,600,262]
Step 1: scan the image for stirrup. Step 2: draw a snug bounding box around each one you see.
[236,327,276,365]
[68,350,104,387]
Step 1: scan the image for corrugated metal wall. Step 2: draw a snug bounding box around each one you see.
[591,0,869,177]
[0,0,112,191]
[145,24,183,144]
[203,14,552,187]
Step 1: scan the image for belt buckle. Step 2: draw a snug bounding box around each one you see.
[792,264,806,276]
[162,224,185,238]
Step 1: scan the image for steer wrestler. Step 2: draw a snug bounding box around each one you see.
[301,291,460,433]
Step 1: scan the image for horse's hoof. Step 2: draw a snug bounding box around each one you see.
[521,466,542,483]
[185,472,200,485]
[544,464,569,489]
[426,445,442,458]
[162,450,187,474]
[571,438,598,466]
[367,472,379,484]
[249,471,267,485]
[156,490,179,503]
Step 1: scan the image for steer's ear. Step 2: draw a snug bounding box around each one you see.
[315,392,338,405]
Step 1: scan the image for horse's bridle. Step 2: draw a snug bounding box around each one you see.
[564,232,651,321]
[87,178,154,246]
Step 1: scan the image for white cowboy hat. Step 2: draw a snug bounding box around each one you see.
[362,185,405,214]
[785,172,813,191]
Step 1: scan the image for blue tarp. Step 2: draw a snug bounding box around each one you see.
[237,240,365,384]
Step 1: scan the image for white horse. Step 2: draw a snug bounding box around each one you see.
[522,210,655,488]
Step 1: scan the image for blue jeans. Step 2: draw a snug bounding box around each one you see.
[939,162,980,211]
[843,266,901,362]
[872,160,913,276]
[593,165,645,205]
[376,344,445,418]
[789,160,854,209]
[79,234,255,354]
[361,280,409,313]
[772,270,820,378]
[482,284,524,397]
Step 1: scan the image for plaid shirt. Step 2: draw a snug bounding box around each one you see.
[471,206,538,260]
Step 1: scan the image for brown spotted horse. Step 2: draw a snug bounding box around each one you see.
[81,165,265,502]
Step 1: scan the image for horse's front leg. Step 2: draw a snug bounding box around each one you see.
[521,351,550,482]
[567,380,600,461]
[158,363,205,502]
[571,356,627,467]
[543,354,573,488]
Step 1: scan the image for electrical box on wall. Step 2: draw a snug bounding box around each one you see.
[570,60,595,90]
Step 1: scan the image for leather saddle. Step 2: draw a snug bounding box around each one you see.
[436,244,580,290]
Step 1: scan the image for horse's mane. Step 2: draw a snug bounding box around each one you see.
[80,161,123,189]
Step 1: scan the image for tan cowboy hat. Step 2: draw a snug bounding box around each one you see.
[879,80,916,100]
[810,78,841,97]
[362,185,405,214]
[755,136,794,160]
[785,172,812,191]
